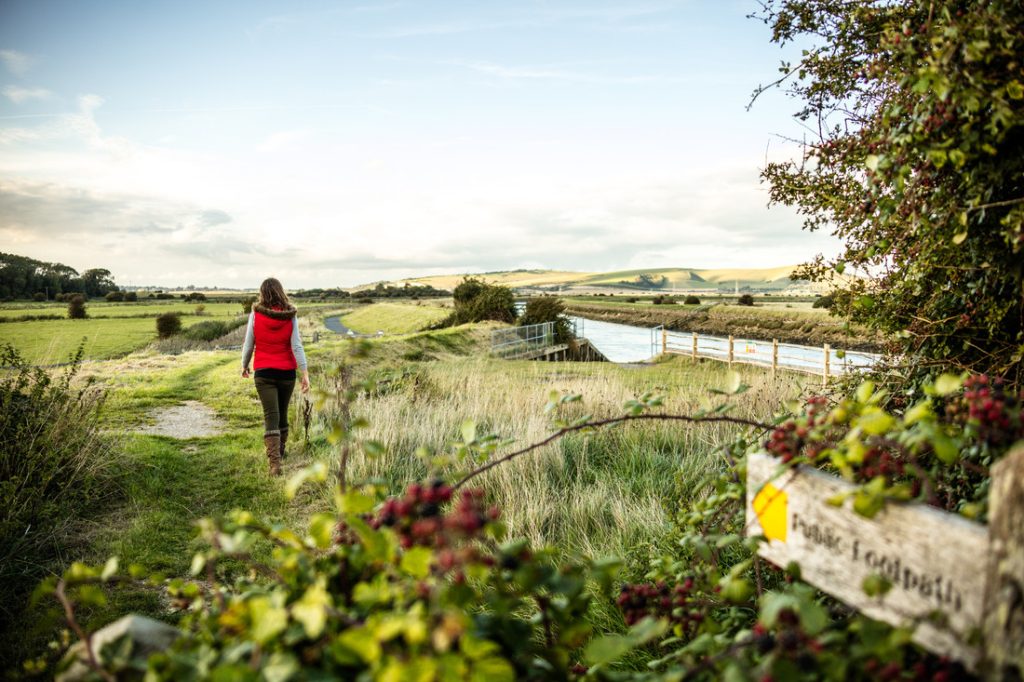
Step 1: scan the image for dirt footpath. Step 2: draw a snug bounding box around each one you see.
[134,400,227,438]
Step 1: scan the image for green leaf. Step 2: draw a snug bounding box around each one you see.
[934,373,963,397]
[461,420,476,444]
[308,513,336,549]
[584,617,668,666]
[903,399,933,426]
[285,462,328,500]
[101,556,119,581]
[931,433,959,465]
[863,573,893,597]
[338,627,381,664]
[857,409,895,435]
[952,230,968,245]
[249,596,288,645]
[262,652,299,682]
[338,491,376,514]
[400,546,433,579]
[291,579,332,639]
[865,154,880,171]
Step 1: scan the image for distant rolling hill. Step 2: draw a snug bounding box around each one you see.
[387,266,831,294]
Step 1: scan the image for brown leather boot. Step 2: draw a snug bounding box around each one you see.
[280,428,288,460]
[264,433,282,476]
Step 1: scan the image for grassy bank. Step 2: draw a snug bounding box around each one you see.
[566,300,883,351]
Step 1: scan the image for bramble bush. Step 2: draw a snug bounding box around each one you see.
[754,0,1024,386]
[35,349,1023,680]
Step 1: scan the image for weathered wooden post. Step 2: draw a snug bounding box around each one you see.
[823,344,831,387]
[662,327,667,355]
[982,444,1024,678]
[312,330,320,344]
[772,339,779,378]
[728,335,734,368]
[692,332,698,361]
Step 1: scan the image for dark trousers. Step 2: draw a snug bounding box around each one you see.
[254,376,295,436]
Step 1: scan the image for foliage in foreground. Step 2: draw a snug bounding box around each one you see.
[755,0,1024,384]
[34,359,1024,680]
[0,345,120,638]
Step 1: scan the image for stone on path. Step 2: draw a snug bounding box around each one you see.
[134,400,226,438]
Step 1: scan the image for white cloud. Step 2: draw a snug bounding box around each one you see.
[3,85,52,104]
[0,49,32,76]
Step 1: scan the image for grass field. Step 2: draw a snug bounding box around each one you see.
[340,301,451,334]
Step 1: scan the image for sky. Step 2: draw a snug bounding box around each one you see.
[0,0,842,289]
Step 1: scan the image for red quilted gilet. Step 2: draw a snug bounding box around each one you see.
[253,310,297,370]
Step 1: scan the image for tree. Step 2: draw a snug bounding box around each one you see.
[753,0,1024,385]
[737,294,755,306]
[81,269,117,297]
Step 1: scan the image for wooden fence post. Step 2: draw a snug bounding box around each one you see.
[692,332,698,361]
[983,444,1024,678]
[728,335,734,368]
[662,327,667,355]
[823,344,830,386]
[772,339,778,378]
[312,331,320,344]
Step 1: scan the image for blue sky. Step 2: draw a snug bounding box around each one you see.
[0,0,840,288]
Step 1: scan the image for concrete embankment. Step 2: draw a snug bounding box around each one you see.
[565,303,884,352]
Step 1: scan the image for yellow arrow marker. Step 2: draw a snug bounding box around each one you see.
[752,483,788,543]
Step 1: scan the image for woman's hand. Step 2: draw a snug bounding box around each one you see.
[241,367,250,378]
[301,370,310,393]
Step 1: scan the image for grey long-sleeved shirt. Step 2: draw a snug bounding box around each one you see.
[241,311,307,371]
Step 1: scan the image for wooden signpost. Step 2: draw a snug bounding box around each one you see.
[746,446,1024,675]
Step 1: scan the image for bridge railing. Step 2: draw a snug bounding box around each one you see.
[490,322,556,358]
[653,326,880,384]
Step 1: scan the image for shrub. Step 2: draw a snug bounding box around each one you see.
[194,304,206,316]
[684,295,701,305]
[518,297,573,342]
[32,292,46,302]
[180,318,246,342]
[813,293,835,309]
[67,295,86,319]
[124,291,137,302]
[155,312,182,338]
[104,291,125,302]
[737,294,755,306]
[183,292,206,302]
[241,296,257,314]
[0,345,119,642]
[625,297,638,303]
[155,293,175,300]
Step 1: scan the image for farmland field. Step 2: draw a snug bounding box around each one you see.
[340,301,452,334]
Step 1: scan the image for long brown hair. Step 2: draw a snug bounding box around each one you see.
[258,277,291,309]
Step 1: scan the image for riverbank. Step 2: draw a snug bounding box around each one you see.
[566,302,885,352]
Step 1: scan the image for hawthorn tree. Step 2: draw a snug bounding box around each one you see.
[753,0,1024,385]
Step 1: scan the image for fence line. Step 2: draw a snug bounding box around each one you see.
[653,326,880,384]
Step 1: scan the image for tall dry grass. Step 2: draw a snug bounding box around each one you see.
[312,350,806,562]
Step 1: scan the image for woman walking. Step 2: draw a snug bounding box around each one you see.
[241,278,310,476]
